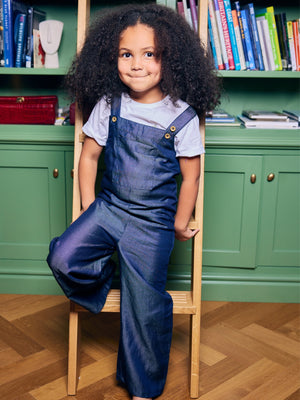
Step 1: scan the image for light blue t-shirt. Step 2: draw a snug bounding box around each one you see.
[83,93,205,157]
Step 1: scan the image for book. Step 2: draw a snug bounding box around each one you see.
[208,9,219,69]
[241,8,255,70]
[234,1,249,69]
[0,1,4,67]
[238,114,299,129]
[25,7,46,68]
[223,0,241,70]
[231,9,246,70]
[242,110,288,121]
[292,20,300,71]
[287,20,297,71]
[208,0,224,70]
[256,16,276,71]
[213,0,229,69]
[206,109,238,125]
[14,11,26,67]
[218,0,235,70]
[275,13,289,70]
[256,6,282,70]
[245,3,264,70]
[189,0,198,32]
[282,110,300,124]
[256,18,269,70]
[2,0,13,66]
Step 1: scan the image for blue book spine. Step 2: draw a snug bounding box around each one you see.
[2,0,13,67]
[223,0,241,70]
[14,12,26,67]
[246,3,264,70]
[234,1,249,69]
[241,9,255,70]
[208,11,219,69]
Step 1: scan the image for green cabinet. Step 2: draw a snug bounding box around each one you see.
[203,154,262,268]
[257,156,300,267]
[202,152,300,269]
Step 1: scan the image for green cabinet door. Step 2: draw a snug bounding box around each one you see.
[257,156,300,267]
[0,150,67,275]
[203,154,262,268]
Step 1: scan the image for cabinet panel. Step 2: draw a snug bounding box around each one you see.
[0,150,66,272]
[203,154,262,268]
[257,156,300,267]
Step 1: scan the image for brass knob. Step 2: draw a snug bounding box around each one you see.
[53,168,59,178]
[250,174,256,184]
[71,169,74,179]
[267,173,275,182]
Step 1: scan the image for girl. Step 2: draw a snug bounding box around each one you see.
[47,3,220,399]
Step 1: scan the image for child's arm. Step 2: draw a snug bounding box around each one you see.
[78,137,103,212]
[175,156,201,241]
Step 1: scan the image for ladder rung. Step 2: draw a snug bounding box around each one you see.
[72,289,196,315]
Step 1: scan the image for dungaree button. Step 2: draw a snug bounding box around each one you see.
[165,133,171,139]
[170,126,176,132]
[112,116,117,122]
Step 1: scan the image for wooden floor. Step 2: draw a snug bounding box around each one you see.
[0,295,299,400]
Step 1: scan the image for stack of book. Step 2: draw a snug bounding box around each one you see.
[238,110,299,129]
[176,0,300,71]
[205,109,240,126]
[0,0,46,68]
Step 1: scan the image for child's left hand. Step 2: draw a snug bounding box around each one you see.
[175,226,199,241]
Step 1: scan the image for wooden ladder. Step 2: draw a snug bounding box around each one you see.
[68,0,208,398]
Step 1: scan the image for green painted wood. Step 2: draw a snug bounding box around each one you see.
[0,150,67,275]
[257,156,300,267]
[202,154,262,268]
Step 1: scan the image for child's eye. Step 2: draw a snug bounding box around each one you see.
[145,51,154,58]
[120,52,132,58]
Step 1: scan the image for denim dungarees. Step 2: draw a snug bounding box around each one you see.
[47,97,196,398]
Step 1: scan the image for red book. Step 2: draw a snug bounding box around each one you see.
[217,0,235,69]
[292,20,300,71]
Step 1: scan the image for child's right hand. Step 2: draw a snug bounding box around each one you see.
[175,226,199,241]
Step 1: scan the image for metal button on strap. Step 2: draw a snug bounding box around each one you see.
[170,125,176,132]
[112,116,117,122]
[165,133,171,139]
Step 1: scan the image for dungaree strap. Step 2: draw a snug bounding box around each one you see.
[111,97,121,117]
[165,106,197,137]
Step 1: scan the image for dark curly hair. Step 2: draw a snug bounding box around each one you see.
[65,3,221,118]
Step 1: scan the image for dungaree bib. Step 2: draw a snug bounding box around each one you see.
[47,97,196,398]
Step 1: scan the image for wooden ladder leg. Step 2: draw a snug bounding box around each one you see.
[190,312,201,398]
[68,302,80,395]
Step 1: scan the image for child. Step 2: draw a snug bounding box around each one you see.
[47,4,220,399]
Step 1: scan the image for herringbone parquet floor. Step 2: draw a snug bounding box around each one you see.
[0,294,299,400]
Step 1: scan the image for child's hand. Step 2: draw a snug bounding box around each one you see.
[175,226,199,241]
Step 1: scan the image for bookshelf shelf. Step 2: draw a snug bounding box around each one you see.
[219,70,300,78]
[0,67,69,76]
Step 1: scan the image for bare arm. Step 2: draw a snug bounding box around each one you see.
[78,136,103,212]
[175,156,200,241]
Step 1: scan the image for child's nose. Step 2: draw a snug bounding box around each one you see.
[131,56,143,70]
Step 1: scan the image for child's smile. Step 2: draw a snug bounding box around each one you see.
[118,23,163,103]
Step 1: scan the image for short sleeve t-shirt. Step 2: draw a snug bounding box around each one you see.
[82,93,205,157]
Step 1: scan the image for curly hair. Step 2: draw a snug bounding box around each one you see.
[65,3,221,117]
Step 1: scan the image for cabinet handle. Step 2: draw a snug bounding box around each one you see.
[250,174,256,184]
[71,169,74,179]
[267,173,275,182]
[53,168,59,178]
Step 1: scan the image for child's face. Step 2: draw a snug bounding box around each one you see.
[118,23,163,103]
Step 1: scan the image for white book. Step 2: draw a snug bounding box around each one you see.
[256,19,269,71]
[238,114,298,129]
[213,0,229,69]
[242,110,288,120]
[256,17,276,71]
